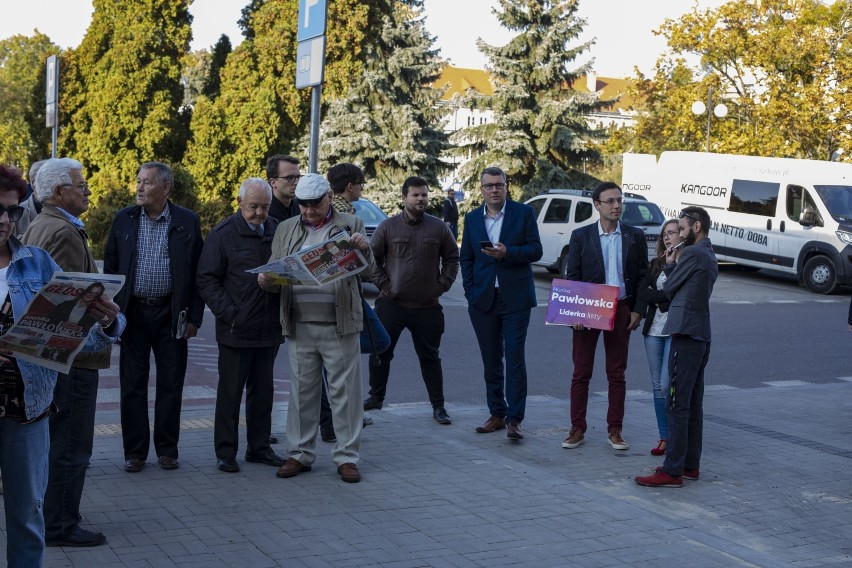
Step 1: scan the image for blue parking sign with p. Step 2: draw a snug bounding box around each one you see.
[298,0,328,42]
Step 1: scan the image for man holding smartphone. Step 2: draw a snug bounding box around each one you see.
[460,167,542,440]
[635,206,717,487]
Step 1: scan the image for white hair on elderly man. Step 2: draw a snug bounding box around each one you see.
[34,158,84,202]
[238,177,272,200]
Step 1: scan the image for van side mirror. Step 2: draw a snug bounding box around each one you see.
[799,207,816,226]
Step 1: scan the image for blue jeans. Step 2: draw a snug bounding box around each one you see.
[644,335,671,440]
[43,367,99,539]
[0,416,50,568]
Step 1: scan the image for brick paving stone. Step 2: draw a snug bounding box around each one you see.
[7,383,852,567]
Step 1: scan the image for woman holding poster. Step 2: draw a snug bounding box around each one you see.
[634,220,684,457]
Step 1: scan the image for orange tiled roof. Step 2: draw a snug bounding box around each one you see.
[433,65,638,112]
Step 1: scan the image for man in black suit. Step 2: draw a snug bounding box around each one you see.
[460,167,542,440]
[104,162,205,473]
[562,182,648,451]
[635,206,717,488]
[442,188,459,240]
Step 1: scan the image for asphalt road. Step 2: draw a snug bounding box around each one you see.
[131,263,850,413]
[358,265,851,406]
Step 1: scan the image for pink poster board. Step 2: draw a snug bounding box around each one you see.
[545,279,619,331]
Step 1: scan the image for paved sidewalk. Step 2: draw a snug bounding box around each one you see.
[3,381,852,567]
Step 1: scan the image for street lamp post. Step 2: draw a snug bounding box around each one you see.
[691,87,728,152]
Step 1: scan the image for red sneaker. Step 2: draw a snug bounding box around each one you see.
[656,466,699,481]
[635,470,683,488]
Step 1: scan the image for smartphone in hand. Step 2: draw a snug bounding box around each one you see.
[479,240,494,249]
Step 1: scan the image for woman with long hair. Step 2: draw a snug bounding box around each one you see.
[634,219,684,456]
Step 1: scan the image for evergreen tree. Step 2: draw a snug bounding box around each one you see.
[184,0,381,228]
[0,32,59,168]
[455,0,608,202]
[56,0,192,257]
[319,0,449,210]
[202,34,232,99]
[60,0,193,191]
[181,49,211,110]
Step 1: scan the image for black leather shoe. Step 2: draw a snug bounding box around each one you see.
[245,449,284,467]
[217,457,240,473]
[433,406,452,425]
[268,436,278,444]
[507,421,524,440]
[321,429,337,443]
[363,397,383,410]
[124,458,145,473]
[46,526,106,547]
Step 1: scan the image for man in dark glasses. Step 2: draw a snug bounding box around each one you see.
[635,206,717,488]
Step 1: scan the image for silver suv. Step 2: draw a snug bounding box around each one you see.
[524,189,666,278]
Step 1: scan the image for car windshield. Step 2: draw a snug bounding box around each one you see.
[814,185,852,222]
[622,201,665,226]
[352,199,388,224]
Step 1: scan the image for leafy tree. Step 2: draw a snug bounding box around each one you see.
[0,32,59,168]
[621,0,852,161]
[454,0,608,203]
[319,0,449,210]
[60,0,193,192]
[184,0,382,228]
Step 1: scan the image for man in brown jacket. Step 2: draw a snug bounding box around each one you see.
[364,176,459,424]
[23,157,118,547]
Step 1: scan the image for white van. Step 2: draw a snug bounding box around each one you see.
[524,189,666,278]
[622,151,852,293]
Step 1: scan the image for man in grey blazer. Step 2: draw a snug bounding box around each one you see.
[635,206,717,488]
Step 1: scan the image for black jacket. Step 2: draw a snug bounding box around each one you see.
[196,213,283,348]
[565,221,649,312]
[103,202,205,337]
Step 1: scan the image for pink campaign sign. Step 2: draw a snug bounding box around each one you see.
[545,279,619,331]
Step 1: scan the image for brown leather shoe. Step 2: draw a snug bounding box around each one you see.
[124,458,145,473]
[276,457,311,478]
[337,462,361,483]
[475,415,505,433]
[506,422,523,440]
[158,456,179,470]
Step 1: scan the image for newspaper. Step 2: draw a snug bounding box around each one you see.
[248,231,368,286]
[0,272,125,374]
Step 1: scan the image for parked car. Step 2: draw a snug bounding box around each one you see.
[351,197,389,239]
[524,189,666,278]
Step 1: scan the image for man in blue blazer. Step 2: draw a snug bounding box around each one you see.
[636,206,717,488]
[460,167,542,440]
[562,182,648,452]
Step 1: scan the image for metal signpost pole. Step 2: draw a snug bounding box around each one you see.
[297,0,328,174]
[45,55,59,158]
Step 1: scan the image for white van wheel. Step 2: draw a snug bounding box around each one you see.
[802,255,837,294]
